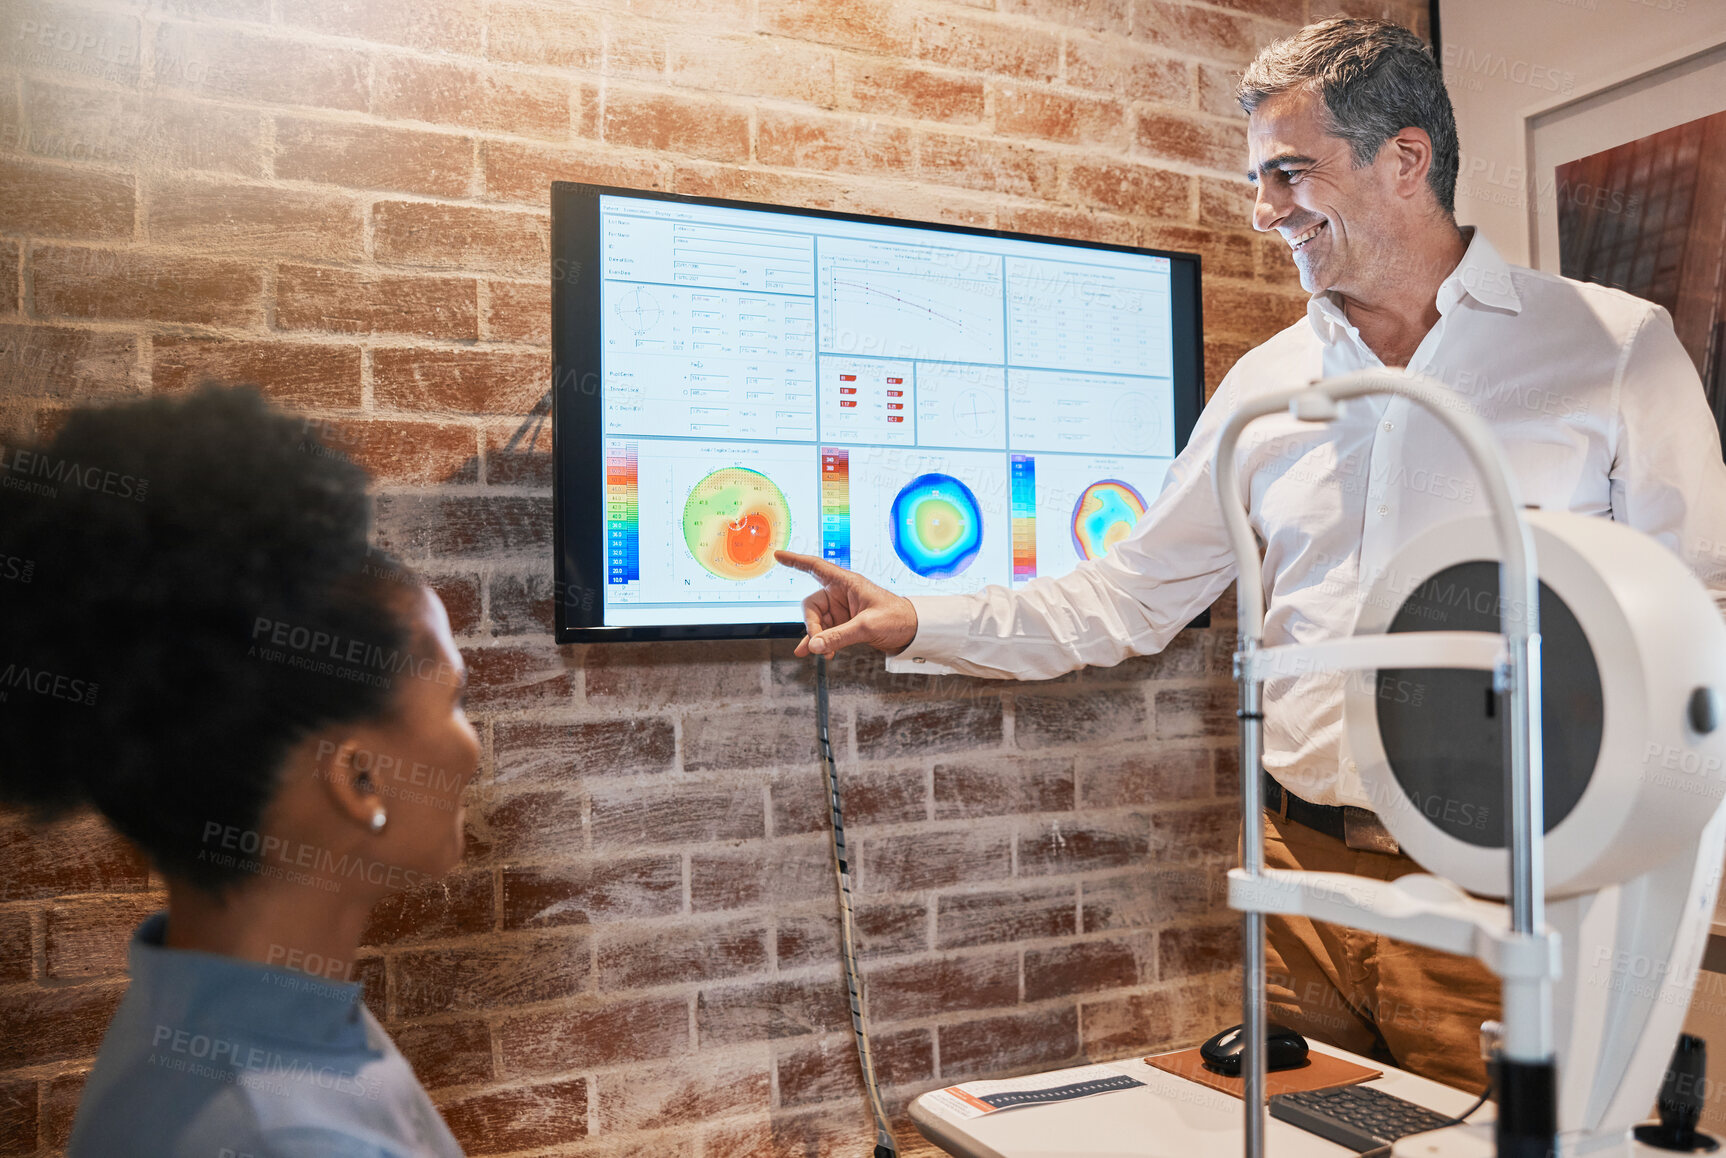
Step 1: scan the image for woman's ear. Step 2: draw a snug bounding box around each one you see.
[313,734,388,835]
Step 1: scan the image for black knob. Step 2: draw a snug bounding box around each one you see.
[1691,688,1721,735]
[1635,1034,1720,1152]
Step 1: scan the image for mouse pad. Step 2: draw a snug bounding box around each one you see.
[1146,1048,1382,1099]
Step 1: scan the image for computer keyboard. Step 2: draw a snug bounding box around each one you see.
[1269,1084,1459,1153]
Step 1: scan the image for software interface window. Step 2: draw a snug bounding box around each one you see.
[599,194,1179,628]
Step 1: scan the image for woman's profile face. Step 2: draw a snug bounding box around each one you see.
[355,585,480,883]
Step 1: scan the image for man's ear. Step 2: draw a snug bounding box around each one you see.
[311,734,384,832]
[1386,125,1436,200]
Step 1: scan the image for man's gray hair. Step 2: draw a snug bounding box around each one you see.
[1237,17,1458,216]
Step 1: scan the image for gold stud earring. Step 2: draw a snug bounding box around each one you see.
[370,810,387,833]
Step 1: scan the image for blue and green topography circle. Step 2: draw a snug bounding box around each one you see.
[1070,480,1148,561]
[890,473,982,578]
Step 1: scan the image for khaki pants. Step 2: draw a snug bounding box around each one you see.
[1261,811,1500,1093]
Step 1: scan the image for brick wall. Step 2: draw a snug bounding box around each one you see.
[0,0,1426,1155]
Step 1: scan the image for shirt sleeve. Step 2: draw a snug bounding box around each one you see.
[1608,303,1726,614]
[886,372,1243,680]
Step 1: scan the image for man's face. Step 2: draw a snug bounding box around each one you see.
[1247,86,1401,298]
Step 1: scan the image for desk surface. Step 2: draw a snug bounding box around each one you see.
[909,1041,1489,1158]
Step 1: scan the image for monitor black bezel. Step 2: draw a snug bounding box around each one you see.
[551,181,1207,645]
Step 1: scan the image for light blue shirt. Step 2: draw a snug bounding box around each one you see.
[69,913,464,1158]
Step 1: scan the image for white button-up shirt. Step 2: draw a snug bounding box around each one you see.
[888,229,1726,807]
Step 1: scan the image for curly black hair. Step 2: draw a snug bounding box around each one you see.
[0,384,420,891]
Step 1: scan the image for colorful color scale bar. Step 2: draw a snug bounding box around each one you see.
[605,441,640,584]
[821,447,851,569]
[1010,454,1037,581]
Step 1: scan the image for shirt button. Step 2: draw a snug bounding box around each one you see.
[913,657,925,664]
[1377,505,1389,516]
[1383,421,1394,432]
[1347,760,1358,774]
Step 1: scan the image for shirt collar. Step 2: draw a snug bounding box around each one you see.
[1305,225,1524,347]
[128,912,371,1052]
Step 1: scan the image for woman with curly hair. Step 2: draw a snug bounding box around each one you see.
[0,385,475,1156]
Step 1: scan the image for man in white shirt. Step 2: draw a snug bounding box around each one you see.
[777,18,1726,1092]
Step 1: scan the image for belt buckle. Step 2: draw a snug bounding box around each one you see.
[1342,807,1400,855]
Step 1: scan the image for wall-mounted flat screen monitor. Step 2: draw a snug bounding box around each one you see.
[552,183,1205,643]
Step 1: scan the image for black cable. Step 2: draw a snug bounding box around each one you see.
[816,655,899,1158]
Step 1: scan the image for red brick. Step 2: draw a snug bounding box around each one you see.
[1130,0,1260,65]
[374,494,552,558]
[0,156,131,239]
[856,700,1001,760]
[682,704,817,771]
[1080,978,1221,1057]
[298,416,479,486]
[690,838,830,912]
[1078,748,1211,808]
[596,919,769,991]
[146,176,361,258]
[585,640,768,708]
[275,117,475,198]
[43,893,161,979]
[1135,109,1248,172]
[593,1056,770,1132]
[0,910,31,983]
[0,1079,34,1154]
[372,347,545,414]
[483,280,551,345]
[1198,60,1246,118]
[1081,866,1221,932]
[495,718,676,787]
[937,882,1076,948]
[462,641,575,712]
[1018,817,1150,876]
[1153,683,1238,738]
[276,265,477,340]
[489,566,555,633]
[479,789,584,861]
[917,133,1058,200]
[281,0,484,54]
[3,4,140,84]
[0,240,16,316]
[0,980,124,1067]
[857,826,1011,895]
[590,780,766,848]
[38,1069,83,1150]
[502,856,682,929]
[427,570,482,635]
[913,11,1060,81]
[374,201,548,280]
[438,1078,587,1155]
[769,636,993,698]
[376,56,569,139]
[602,89,750,164]
[668,33,836,106]
[1205,0,1305,24]
[698,976,849,1046]
[1065,158,1189,216]
[361,869,492,947]
[1200,175,1257,227]
[1214,741,1243,797]
[1026,934,1151,999]
[770,763,924,832]
[1142,223,1254,279]
[0,811,150,902]
[1014,688,1148,749]
[996,204,1139,247]
[392,1016,493,1089]
[864,950,1018,1022]
[994,85,1126,145]
[485,0,601,68]
[482,140,672,207]
[152,337,360,408]
[394,931,589,1017]
[776,899,928,968]
[1159,921,1239,978]
[1,323,136,398]
[1065,34,1191,100]
[759,0,913,55]
[21,83,265,176]
[939,1005,1080,1078]
[833,58,981,122]
[934,754,1073,818]
[758,111,914,179]
[777,1027,934,1105]
[498,996,689,1075]
[1149,800,1236,871]
[482,419,552,488]
[153,22,369,110]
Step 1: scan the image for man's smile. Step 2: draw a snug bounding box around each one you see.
[1288,220,1328,250]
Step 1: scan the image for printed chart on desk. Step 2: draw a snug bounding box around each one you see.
[599,192,1181,629]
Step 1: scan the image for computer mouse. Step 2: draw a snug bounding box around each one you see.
[1199,1022,1310,1076]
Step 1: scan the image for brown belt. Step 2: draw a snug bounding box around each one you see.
[1263,772,1401,855]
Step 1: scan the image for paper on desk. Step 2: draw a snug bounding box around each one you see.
[923,1064,1146,1121]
